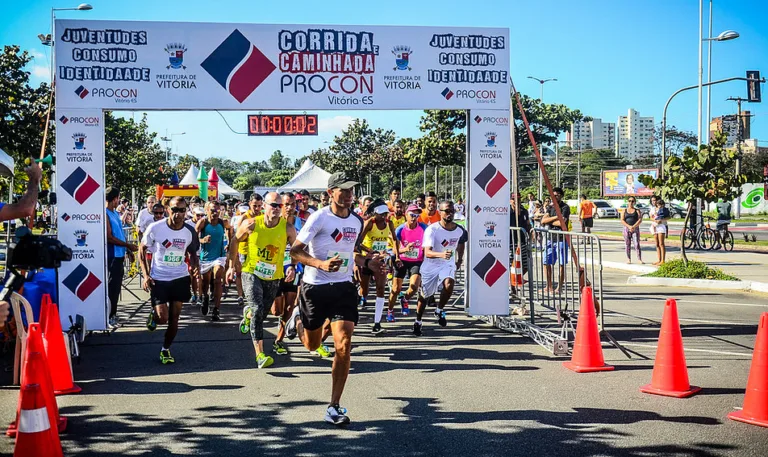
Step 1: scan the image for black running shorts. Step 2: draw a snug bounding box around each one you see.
[151,276,192,306]
[582,218,594,228]
[394,261,422,279]
[299,282,359,331]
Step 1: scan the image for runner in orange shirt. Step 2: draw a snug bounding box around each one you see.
[418,192,441,225]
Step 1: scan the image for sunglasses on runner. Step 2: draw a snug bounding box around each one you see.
[267,202,283,209]
[170,207,186,213]
[153,211,165,215]
[408,212,421,218]
[440,208,455,214]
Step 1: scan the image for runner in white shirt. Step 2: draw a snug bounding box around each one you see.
[286,172,383,427]
[414,200,467,336]
[140,196,200,365]
[137,195,157,240]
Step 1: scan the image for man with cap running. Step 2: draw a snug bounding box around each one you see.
[286,172,383,426]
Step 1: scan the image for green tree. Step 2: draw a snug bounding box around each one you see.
[201,156,242,185]
[171,153,201,177]
[639,132,747,264]
[104,112,167,194]
[0,45,54,194]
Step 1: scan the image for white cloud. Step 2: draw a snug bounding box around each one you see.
[319,115,354,133]
[31,65,50,78]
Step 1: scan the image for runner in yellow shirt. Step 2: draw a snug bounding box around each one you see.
[227,192,296,369]
[359,199,400,334]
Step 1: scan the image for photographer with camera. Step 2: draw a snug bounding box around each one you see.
[105,187,138,328]
[0,163,42,329]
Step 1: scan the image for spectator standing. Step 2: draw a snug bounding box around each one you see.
[578,194,595,236]
[653,199,671,265]
[105,187,138,328]
[621,197,643,264]
[540,187,570,294]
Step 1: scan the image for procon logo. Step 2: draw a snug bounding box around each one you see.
[474,115,482,123]
[474,163,508,198]
[61,212,101,223]
[61,166,100,204]
[473,205,508,215]
[63,264,102,301]
[201,29,276,103]
[59,115,69,124]
[329,228,343,243]
[441,87,454,100]
[74,85,89,99]
[473,252,507,287]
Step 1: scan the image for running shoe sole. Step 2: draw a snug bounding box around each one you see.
[239,306,251,334]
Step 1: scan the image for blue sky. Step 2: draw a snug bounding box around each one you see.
[2,0,767,165]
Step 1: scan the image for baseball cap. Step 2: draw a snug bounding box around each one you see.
[327,172,358,190]
[373,205,389,215]
[406,204,421,213]
[238,204,249,213]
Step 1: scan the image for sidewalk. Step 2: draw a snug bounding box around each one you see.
[595,239,768,283]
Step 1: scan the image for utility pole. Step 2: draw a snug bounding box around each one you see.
[423,163,426,193]
[727,96,748,218]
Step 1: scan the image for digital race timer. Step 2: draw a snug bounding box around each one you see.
[247,114,318,136]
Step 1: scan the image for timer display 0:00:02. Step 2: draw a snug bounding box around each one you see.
[247,114,318,136]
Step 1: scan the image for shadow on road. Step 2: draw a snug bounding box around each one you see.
[59,397,731,457]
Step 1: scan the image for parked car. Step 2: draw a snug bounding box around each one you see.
[617,202,651,218]
[593,200,618,218]
[669,203,687,219]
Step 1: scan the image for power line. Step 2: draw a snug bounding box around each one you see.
[215,110,248,135]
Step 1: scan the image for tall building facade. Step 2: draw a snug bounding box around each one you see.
[616,109,654,160]
[709,111,751,148]
[567,118,615,150]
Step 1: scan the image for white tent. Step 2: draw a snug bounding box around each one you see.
[179,164,200,185]
[278,159,331,192]
[0,148,15,178]
[217,178,241,197]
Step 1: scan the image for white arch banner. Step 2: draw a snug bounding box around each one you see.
[55,20,509,110]
[53,20,511,330]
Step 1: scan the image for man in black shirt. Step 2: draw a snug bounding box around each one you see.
[540,187,570,294]
[509,196,531,277]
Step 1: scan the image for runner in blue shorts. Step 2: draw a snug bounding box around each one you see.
[540,187,571,295]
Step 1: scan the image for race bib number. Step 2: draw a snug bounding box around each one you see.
[161,249,184,266]
[254,261,277,280]
[372,241,388,252]
[401,247,419,260]
[283,250,292,264]
[445,249,454,260]
[327,251,351,273]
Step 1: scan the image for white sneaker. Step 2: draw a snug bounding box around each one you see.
[286,305,301,340]
[324,404,350,426]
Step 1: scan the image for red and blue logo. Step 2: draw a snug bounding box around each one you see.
[473,252,507,287]
[74,85,89,99]
[473,163,507,198]
[441,87,454,100]
[200,29,276,103]
[61,166,100,204]
[63,264,102,301]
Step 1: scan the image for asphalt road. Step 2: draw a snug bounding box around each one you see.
[1,272,767,456]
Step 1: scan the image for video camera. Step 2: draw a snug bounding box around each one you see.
[1,235,72,303]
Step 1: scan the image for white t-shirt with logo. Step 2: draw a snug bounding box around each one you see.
[297,206,363,285]
[142,220,200,281]
[421,222,468,273]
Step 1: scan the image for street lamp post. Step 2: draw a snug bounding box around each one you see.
[528,76,557,200]
[704,0,739,144]
[160,131,186,163]
[43,4,93,86]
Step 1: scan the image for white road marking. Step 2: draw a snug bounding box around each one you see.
[677,300,768,308]
[620,342,753,357]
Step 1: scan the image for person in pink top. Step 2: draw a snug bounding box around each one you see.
[388,204,428,321]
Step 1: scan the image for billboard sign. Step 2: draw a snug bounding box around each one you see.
[602,168,658,197]
[54,20,510,110]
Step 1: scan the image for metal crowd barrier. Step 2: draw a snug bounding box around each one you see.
[480,227,628,357]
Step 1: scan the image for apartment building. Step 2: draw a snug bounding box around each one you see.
[615,109,654,160]
[567,118,615,150]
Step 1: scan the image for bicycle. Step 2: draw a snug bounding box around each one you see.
[708,219,735,252]
[681,216,726,251]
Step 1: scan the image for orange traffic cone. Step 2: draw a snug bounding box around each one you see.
[42,301,81,395]
[563,287,614,373]
[8,324,67,437]
[12,383,63,457]
[39,294,53,333]
[640,299,701,398]
[510,247,525,287]
[729,312,768,428]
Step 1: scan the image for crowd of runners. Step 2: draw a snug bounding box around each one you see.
[127,174,467,426]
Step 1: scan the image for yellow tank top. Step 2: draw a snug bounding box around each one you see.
[241,215,287,280]
[363,220,391,252]
[388,216,405,249]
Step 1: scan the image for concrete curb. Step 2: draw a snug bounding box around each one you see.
[626,275,768,293]
[580,257,657,274]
